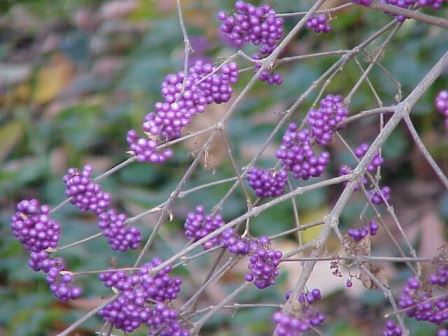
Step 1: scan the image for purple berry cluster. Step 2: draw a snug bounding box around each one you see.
[307,95,349,146]
[246,167,287,198]
[383,320,403,336]
[247,94,347,198]
[11,199,82,301]
[147,303,190,336]
[306,15,331,34]
[98,209,142,251]
[63,165,111,214]
[352,0,373,5]
[339,164,367,190]
[376,0,445,21]
[182,209,283,289]
[398,263,448,326]
[129,60,239,163]
[245,236,282,289]
[435,90,448,129]
[347,219,379,241]
[339,142,391,205]
[64,165,142,251]
[29,251,82,301]
[354,143,384,174]
[11,199,60,252]
[98,257,185,333]
[417,0,445,9]
[126,130,173,164]
[370,186,391,205]
[254,55,284,85]
[383,0,416,22]
[184,205,225,249]
[217,1,283,53]
[221,228,252,255]
[276,125,330,180]
[273,289,325,335]
[218,1,284,85]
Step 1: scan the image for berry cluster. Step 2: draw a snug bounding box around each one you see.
[128,60,239,163]
[245,236,282,289]
[383,320,403,336]
[354,143,384,174]
[217,1,283,53]
[398,263,448,326]
[347,219,379,241]
[182,207,283,289]
[11,199,60,252]
[11,199,82,301]
[246,167,288,198]
[220,228,252,255]
[98,209,142,252]
[352,0,373,5]
[435,90,448,129]
[218,1,284,85]
[254,55,283,85]
[381,0,446,21]
[98,257,184,333]
[370,186,391,205]
[64,165,142,251]
[306,15,331,34]
[248,94,347,198]
[126,130,173,164]
[184,205,225,249]
[63,165,111,214]
[383,0,416,22]
[146,303,190,336]
[417,0,445,9]
[339,142,391,205]
[276,125,331,180]
[307,95,349,146]
[273,289,325,335]
[28,250,82,301]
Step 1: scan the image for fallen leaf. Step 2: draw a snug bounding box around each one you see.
[0,121,23,162]
[32,54,75,105]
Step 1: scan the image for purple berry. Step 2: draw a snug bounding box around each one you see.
[369,219,379,235]
[435,90,448,123]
